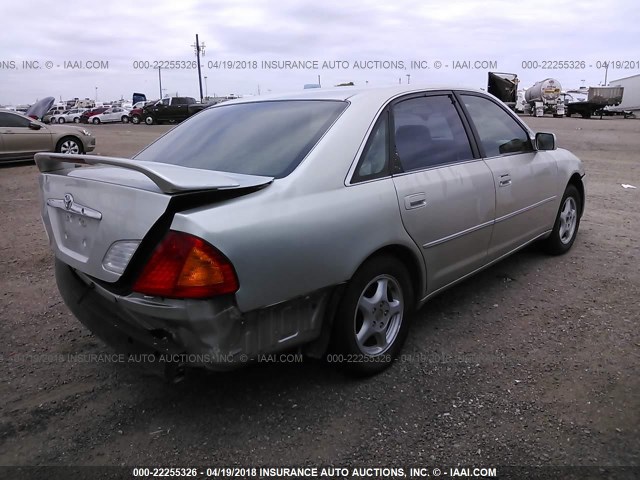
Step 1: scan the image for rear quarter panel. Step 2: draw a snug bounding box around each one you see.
[171,180,422,312]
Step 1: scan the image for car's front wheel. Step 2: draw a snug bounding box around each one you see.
[56,137,83,155]
[331,255,413,375]
[144,115,155,125]
[92,117,100,124]
[542,184,581,255]
[57,117,65,124]
[121,115,129,123]
[131,115,141,124]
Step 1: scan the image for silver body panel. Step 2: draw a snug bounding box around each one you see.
[392,159,496,292]
[484,150,559,259]
[38,85,585,368]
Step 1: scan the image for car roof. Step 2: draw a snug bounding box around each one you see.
[227,85,487,104]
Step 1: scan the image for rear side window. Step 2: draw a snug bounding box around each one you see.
[135,100,348,178]
[460,94,533,157]
[392,95,474,171]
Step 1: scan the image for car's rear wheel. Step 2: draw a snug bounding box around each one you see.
[144,115,155,125]
[58,117,65,124]
[131,115,141,124]
[73,117,80,123]
[92,117,100,124]
[542,184,581,255]
[331,255,413,375]
[121,115,129,123]
[56,137,83,155]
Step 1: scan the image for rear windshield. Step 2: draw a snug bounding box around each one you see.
[135,100,348,178]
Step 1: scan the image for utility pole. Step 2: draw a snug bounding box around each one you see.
[192,34,206,102]
[157,67,162,99]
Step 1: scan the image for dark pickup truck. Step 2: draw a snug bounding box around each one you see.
[141,97,207,125]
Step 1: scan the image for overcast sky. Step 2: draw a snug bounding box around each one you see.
[1,0,639,105]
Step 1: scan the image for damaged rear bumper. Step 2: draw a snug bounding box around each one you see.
[55,259,332,371]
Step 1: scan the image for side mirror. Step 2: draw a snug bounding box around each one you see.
[29,122,42,130]
[536,132,556,151]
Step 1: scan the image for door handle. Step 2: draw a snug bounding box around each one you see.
[404,193,427,210]
[499,174,512,187]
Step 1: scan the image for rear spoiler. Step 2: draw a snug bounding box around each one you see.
[35,153,274,194]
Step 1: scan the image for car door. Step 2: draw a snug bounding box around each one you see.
[0,111,53,159]
[110,108,122,122]
[389,93,496,294]
[155,98,170,121]
[457,93,558,260]
[172,98,186,121]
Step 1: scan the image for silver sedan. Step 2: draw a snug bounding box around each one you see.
[36,86,585,376]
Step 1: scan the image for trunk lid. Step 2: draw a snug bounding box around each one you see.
[36,153,273,283]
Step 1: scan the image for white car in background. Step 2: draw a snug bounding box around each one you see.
[51,108,88,124]
[89,107,131,124]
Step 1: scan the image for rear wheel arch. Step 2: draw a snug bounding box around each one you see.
[353,244,425,307]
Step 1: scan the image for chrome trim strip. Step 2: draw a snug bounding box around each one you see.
[46,198,103,220]
[494,196,556,224]
[423,219,494,249]
[391,158,481,178]
[422,196,556,249]
[419,229,553,304]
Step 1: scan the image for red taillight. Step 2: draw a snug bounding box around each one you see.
[133,231,239,299]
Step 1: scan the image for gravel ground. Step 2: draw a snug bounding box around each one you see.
[0,118,638,477]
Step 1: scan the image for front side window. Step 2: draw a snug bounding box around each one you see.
[460,94,533,157]
[0,112,32,128]
[135,100,348,178]
[392,95,474,172]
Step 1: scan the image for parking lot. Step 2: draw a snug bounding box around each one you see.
[0,118,638,468]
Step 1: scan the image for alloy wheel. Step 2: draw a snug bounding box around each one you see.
[353,274,404,356]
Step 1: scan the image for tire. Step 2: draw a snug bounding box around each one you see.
[131,115,141,124]
[92,117,100,124]
[330,255,413,376]
[542,184,581,255]
[56,137,83,155]
[73,117,80,123]
[121,116,129,123]
[144,115,155,125]
[57,117,65,124]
